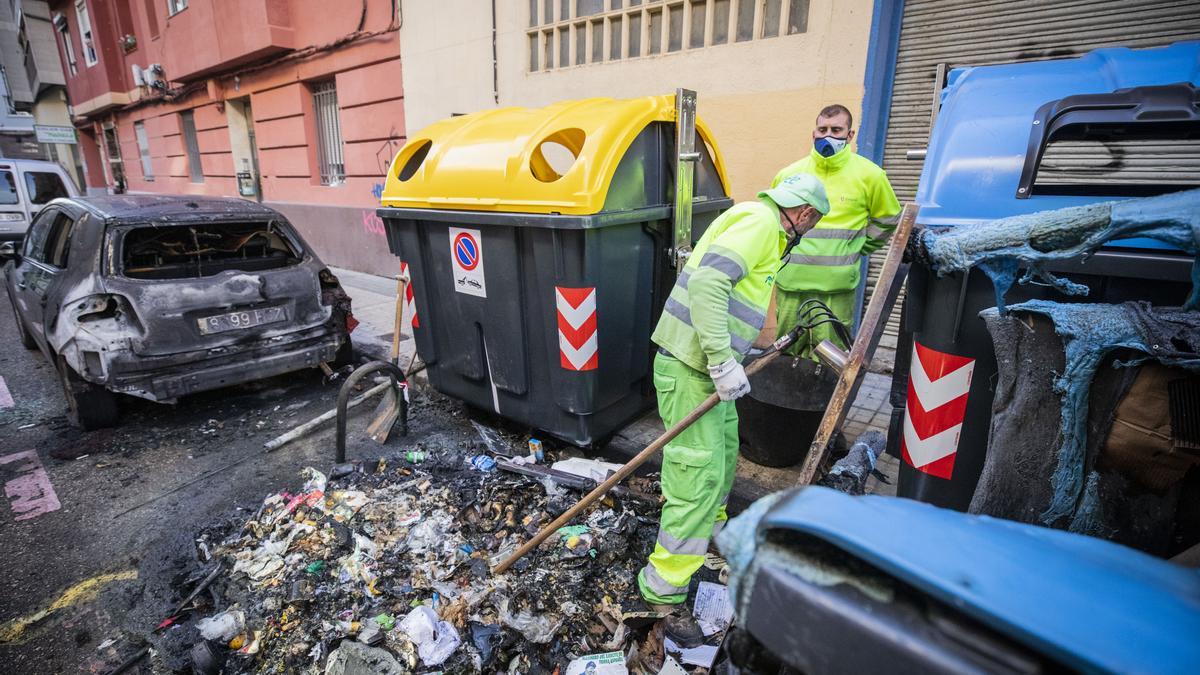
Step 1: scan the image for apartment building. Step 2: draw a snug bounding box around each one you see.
[48,0,404,274]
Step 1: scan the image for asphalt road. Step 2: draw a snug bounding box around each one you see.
[0,287,413,674]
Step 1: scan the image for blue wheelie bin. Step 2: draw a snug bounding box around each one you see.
[892,42,1200,510]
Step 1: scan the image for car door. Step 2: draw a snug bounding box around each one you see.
[10,207,71,356]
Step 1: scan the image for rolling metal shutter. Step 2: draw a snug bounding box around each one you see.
[867,0,1200,366]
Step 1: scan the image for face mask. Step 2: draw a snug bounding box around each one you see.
[814,135,849,158]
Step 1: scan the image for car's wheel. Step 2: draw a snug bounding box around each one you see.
[7,287,35,350]
[57,356,119,430]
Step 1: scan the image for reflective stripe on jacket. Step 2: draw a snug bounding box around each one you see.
[771,148,900,292]
[651,199,787,373]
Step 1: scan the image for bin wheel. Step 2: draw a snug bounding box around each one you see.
[58,356,119,430]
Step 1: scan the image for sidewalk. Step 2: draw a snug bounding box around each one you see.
[334,267,899,501]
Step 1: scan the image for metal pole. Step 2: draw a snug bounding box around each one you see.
[672,88,699,270]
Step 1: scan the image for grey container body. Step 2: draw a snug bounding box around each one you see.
[379,122,732,445]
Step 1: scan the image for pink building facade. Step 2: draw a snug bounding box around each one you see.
[48,0,405,275]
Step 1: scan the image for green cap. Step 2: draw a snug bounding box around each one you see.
[758,174,830,214]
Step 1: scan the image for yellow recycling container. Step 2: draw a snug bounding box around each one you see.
[377,94,732,446]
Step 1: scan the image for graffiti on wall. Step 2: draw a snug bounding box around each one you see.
[362,182,387,237]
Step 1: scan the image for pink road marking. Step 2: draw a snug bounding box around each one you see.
[0,376,12,408]
[0,451,61,521]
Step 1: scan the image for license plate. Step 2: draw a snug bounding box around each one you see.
[197,307,287,335]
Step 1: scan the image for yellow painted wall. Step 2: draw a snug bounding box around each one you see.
[400,0,874,202]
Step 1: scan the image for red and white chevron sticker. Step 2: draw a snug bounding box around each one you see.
[556,287,598,371]
[901,342,975,479]
[400,262,419,328]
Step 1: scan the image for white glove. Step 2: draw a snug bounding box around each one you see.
[708,358,750,401]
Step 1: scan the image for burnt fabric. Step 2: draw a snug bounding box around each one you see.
[917,188,1200,311]
[975,301,1200,550]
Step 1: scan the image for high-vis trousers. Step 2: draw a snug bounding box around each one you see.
[638,353,738,605]
[775,288,856,358]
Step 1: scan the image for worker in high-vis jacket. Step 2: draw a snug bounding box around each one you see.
[771,104,901,356]
[637,174,829,646]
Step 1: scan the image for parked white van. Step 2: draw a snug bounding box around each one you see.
[0,158,80,256]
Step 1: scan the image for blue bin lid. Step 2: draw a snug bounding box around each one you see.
[760,487,1200,674]
[917,40,1200,251]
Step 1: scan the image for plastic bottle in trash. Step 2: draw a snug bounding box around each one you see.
[406,451,426,463]
[470,455,497,472]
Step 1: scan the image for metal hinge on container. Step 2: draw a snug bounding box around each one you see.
[672,88,699,270]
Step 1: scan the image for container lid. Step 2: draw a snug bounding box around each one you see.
[917,40,1200,253]
[380,95,730,215]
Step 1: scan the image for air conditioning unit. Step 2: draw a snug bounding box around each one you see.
[131,64,145,87]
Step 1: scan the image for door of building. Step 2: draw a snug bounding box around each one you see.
[227,98,263,202]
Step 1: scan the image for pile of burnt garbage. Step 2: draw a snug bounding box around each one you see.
[164,424,732,674]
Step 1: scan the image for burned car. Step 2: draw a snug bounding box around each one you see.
[4,195,354,429]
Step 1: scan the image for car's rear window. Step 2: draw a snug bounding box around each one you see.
[120,221,304,279]
[0,170,18,205]
[24,171,68,204]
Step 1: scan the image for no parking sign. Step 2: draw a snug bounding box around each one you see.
[448,227,487,297]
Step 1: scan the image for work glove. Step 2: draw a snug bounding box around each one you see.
[708,358,750,401]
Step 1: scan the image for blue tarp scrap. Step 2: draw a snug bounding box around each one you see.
[920,188,1200,311]
[979,300,1200,528]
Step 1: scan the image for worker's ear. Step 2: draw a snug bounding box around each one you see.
[847,128,856,144]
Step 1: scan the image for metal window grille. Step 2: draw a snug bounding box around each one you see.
[312,81,345,186]
[134,121,153,179]
[180,110,203,183]
[527,0,809,71]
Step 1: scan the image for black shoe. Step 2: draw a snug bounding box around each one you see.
[661,604,705,648]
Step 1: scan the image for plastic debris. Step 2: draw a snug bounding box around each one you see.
[551,457,623,482]
[472,419,515,456]
[399,605,462,666]
[171,414,686,673]
[373,613,395,631]
[405,450,426,463]
[469,455,497,472]
[528,438,544,462]
[196,609,245,641]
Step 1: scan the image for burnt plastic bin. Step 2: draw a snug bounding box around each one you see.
[377,96,733,446]
[890,44,1200,510]
[737,357,839,467]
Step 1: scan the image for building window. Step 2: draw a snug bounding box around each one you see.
[75,0,97,67]
[134,121,153,180]
[54,14,78,75]
[144,0,160,38]
[167,0,188,16]
[311,81,345,186]
[180,110,203,183]
[527,0,808,70]
[103,124,127,193]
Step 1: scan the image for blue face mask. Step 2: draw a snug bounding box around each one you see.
[814,135,849,158]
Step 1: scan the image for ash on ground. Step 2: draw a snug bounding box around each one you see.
[160,421,727,674]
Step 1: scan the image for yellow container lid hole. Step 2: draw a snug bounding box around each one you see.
[381,95,729,216]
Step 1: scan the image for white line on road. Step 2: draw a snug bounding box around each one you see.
[0,376,13,408]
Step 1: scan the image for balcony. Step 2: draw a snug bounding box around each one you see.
[163,0,296,82]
